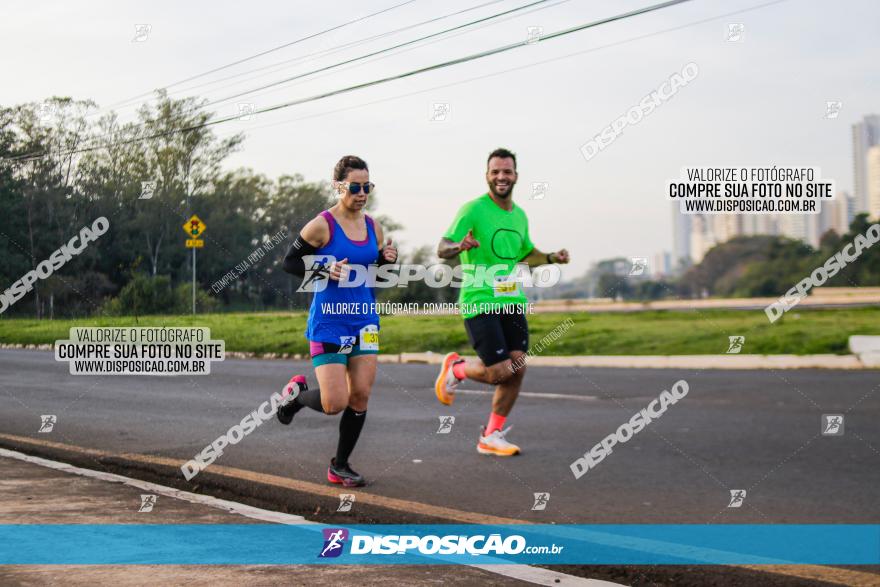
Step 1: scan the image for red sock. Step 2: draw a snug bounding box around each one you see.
[452,360,467,381]
[486,412,507,434]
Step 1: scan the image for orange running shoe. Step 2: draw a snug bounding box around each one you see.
[434,352,463,406]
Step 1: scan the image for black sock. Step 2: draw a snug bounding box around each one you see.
[335,407,367,467]
[293,386,324,413]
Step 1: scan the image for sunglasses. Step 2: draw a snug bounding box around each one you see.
[340,181,374,195]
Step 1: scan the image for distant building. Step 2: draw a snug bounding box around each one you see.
[669,113,877,261]
[681,210,835,257]
[740,214,776,237]
[814,190,854,239]
[817,194,834,237]
[868,145,880,220]
[689,214,715,263]
[832,191,855,235]
[652,251,672,277]
[777,213,806,243]
[671,202,691,266]
[688,214,755,261]
[853,115,880,213]
[711,214,741,244]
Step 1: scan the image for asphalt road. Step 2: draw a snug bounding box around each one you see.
[1,348,877,527]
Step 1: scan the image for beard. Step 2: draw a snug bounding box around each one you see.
[488,180,515,199]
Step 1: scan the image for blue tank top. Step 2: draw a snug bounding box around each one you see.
[305,210,380,344]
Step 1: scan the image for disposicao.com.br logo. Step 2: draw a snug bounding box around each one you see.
[318,530,563,557]
[298,256,561,293]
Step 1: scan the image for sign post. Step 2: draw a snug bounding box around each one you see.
[183,215,206,315]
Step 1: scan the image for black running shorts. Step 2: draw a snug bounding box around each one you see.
[463,307,529,367]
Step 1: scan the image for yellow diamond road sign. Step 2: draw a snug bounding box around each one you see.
[183,215,206,238]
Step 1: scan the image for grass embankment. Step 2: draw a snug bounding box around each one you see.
[1,307,878,356]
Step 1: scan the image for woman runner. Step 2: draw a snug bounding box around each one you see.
[279,155,397,487]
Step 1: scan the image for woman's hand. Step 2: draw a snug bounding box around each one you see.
[328,257,350,281]
[382,238,398,263]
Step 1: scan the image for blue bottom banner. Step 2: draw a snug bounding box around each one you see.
[1,524,877,565]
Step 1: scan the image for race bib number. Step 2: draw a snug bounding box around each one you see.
[359,325,379,351]
[493,275,518,297]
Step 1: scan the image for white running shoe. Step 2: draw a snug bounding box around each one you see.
[477,426,521,456]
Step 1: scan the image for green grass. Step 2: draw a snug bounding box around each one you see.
[2,307,879,355]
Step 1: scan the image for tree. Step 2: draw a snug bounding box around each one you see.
[133,90,242,278]
[0,90,408,318]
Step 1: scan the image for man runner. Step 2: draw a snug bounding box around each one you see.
[435,148,569,456]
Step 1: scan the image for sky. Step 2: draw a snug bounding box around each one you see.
[2,0,879,280]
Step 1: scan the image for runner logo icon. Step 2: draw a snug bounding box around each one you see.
[298,257,331,292]
[339,336,356,354]
[437,416,455,434]
[337,494,355,512]
[822,414,844,436]
[532,492,550,511]
[629,257,648,276]
[727,336,745,354]
[319,528,349,558]
[38,415,56,433]
[138,494,157,512]
[728,489,746,508]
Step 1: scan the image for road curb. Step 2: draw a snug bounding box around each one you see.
[0,433,519,526]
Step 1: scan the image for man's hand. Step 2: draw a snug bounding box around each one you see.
[328,257,350,281]
[549,249,570,264]
[381,238,398,263]
[459,229,480,252]
[437,231,479,259]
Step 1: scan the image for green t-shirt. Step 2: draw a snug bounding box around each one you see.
[443,193,534,319]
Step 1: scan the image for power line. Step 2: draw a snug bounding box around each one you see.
[43,0,571,156]
[106,0,509,115]
[100,0,420,113]
[204,0,697,120]
[94,0,566,136]
[198,0,559,110]
[199,0,571,112]
[212,0,786,146]
[5,0,694,163]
